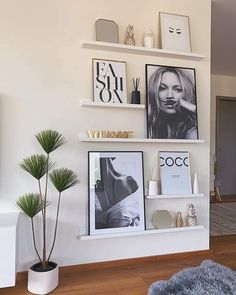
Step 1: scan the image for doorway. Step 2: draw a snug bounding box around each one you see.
[216,96,236,198]
[210,96,236,236]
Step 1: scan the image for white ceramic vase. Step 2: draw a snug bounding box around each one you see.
[193,173,199,194]
[143,30,155,48]
[148,180,158,196]
[28,262,59,295]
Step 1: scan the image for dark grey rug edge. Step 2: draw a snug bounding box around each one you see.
[148,260,236,295]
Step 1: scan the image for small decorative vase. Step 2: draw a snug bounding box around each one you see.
[143,30,155,48]
[176,212,183,227]
[193,173,199,194]
[148,180,158,196]
[131,90,140,104]
[125,25,136,46]
[28,262,59,295]
[187,204,198,226]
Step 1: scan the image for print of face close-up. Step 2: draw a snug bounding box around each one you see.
[158,71,183,114]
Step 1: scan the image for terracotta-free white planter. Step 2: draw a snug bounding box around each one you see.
[28,262,59,295]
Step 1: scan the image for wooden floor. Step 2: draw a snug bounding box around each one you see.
[1,235,236,295]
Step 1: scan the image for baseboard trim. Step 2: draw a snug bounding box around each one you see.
[16,249,211,282]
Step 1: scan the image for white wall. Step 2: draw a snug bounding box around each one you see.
[0,0,211,271]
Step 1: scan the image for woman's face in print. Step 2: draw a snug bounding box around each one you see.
[158,71,184,114]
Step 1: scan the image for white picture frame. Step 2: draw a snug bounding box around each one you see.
[93,59,127,104]
[88,151,145,235]
[159,151,192,194]
[159,12,191,52]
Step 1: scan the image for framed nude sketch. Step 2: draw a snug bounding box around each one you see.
[146,64,198,139]
[88,151,145,235]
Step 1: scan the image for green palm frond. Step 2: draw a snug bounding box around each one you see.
[16,193,47,218]
[35,130,65,154]
[50,168,79,193]
[20,154,54,180]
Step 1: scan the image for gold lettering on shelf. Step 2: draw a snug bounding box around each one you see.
[87,130,134,138]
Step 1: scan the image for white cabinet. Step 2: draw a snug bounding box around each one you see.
[0,212,19,288]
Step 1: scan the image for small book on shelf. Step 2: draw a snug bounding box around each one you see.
[159,151,192,194]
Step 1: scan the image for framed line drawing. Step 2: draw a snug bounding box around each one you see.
[88,151,145,235]
[145,64,198,139]
[93,59,127,104]
[159,151,192,195]
[159,12,191,52]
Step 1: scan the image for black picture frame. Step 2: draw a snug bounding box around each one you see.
[145,64,198,139]
[88,151,145,235]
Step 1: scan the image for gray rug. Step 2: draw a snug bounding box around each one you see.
[148,260,236,295]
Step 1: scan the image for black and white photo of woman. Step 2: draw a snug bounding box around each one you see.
[146,65,198,139]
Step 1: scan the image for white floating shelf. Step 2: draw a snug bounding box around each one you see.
[79,136,205,144]
[80,100,145,109]
[146,193,204,199]
[81,40,205,60]
[79,225,204,240]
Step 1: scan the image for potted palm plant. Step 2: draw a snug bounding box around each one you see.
[16,130,79,295]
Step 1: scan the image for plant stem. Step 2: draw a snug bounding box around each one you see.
[31,218,42,264]
[47,192,61,263]
[42,153,50,267]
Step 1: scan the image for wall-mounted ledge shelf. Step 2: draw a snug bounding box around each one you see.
[146,193,204,199]
[81,40,205,60]
[79,136,205,144]
[79,225,204,240]
[80,100,145,109]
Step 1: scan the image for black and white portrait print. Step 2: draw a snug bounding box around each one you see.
[146,64,198,140]
[88,151,145,235]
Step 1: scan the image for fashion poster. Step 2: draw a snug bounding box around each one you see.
[159,151,192,194]
[146,64,198,139]
[88,151,145,235]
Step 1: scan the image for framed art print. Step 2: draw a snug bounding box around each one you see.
[145,64,198,139]
[159,151,192,194]
[159,12,191,52]
[93,59,127,104]
[88,151,145,235]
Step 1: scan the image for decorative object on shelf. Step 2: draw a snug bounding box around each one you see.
[159,151,192,194]
[143,30,155,48]
[152,210,173,229]
[88,151,145,235]
[193,172,199,194]
[176,212,184,227]
[159,12,191,52]
[131,78,140,104]
[124,25,136,45]
[93,58,127,104]
[95,19,119,43]
[16,130,79,294]
[146,64,198,139]
[187,203,197,226]
[87,130,134,138]
[148,166,158,196]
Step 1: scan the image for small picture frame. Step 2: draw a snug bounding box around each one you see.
[88,151,145,235]
[93,59,127,104]
[159,12,191,52]
[159,151,192,194]
[145,64,198,139]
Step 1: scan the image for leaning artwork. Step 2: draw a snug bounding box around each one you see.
[88,151,145,235]
[146,64,198,139]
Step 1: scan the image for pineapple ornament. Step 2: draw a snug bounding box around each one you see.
[187,204,198,226]
[125,25,136,46]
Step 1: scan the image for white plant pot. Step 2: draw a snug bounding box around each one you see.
[28,262,59,295]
